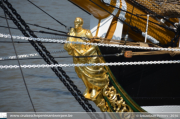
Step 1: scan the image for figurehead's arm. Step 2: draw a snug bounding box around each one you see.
[81,30,97,56]
[64,28,75,56]
[72,30,96,56]
[85,30,93,39]
[85,30,101,43]
[87,30,111,43]
[73,43,96,56]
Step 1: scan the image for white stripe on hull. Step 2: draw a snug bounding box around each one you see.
[112,0,126,40]
[97,0,120,38]
[142,106,180,112]
[90,0,121,37]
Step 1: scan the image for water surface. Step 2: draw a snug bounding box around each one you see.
[0,0,100,112]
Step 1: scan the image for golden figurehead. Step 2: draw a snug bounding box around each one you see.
[64,17,109,100]
[64,17,132,112]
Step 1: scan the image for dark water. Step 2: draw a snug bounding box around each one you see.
[0,0,100,112]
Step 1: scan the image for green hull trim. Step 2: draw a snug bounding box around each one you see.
[97,46,146,112]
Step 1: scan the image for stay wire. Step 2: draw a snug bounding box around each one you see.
[67,0,91,15]
[0,25,68,36]
[38,30,92,40]
[27,0,67,29]
[0,53,122,61]
[0,41,65,44]
[120,5,134,52]
[0,16,68,34]
[1,0,82,114]
[126,5,134,36]
[120,5,134,53]
[0,25,103,40]
[4,9,37,112]
[0,25,92,40]
[90,0,142,34]
[129,0,175,27]
[0,25,40,32]
[0,3,97,119]
[2,0,100,117]
[99,0,175,32]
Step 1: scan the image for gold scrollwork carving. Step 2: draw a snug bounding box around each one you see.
[94,83,133,113]
[64,17,133,113]
[103,84,133,112]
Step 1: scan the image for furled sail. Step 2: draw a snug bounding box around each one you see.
[129,0,180,17]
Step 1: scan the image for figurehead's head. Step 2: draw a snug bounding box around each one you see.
[74,17,83,31]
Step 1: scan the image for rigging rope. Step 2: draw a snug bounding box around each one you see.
[0,49,66,61]
[128,0,176,27]
[0,0,99,116]
[0,16,68,34]
[1,60,180,69]
[0,27,159,44]
[1,33,179,52]
[0,54,123,61]
[27,0,68,30]
[67,0,91,15]
[121,5,135,52]
[0,33,66,40]
[97,0,180,46]
[145,14,149,43]
[129,0,180,46]
[3,8,36,112]
[126,5,134,35]
[0,25,68,36]
[0,41,65,43]
[90,0,142,34]
[101,0,176,32]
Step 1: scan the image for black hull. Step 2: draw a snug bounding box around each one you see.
[99,46,180,106]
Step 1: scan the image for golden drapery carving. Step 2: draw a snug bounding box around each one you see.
[64,17,109,100]
[64,17,132,112]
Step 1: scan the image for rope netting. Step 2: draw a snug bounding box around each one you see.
[129,0,180,17]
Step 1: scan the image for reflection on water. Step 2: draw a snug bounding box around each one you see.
[0,0,100,112]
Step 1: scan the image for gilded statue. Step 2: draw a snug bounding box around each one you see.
[64,17,132,112]
[64,17,109,100]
